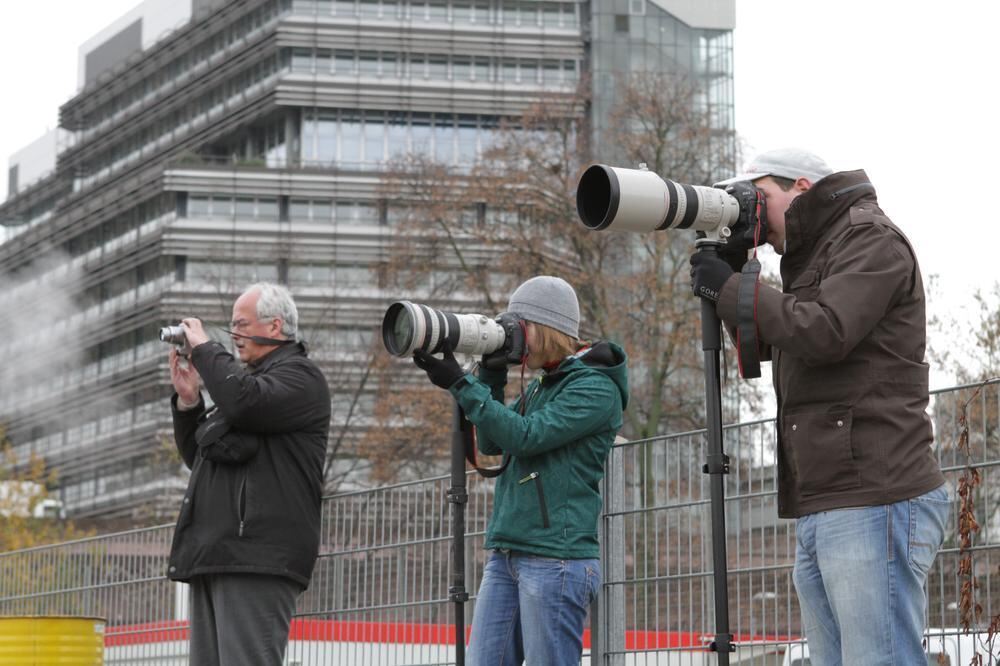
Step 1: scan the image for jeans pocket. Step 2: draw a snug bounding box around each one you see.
[586,562,602,605]
[908,485,951,576]
[914,483,951,505]
[559,559,599,610]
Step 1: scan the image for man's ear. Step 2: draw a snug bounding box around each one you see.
[794,177,813,192]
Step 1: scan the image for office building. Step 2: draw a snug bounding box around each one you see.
[0,0,734,519]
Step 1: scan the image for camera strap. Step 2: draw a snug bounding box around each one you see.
[731,187,767,380]
[464,357,537,479]
[735,257,762,379]
[465,432,511,478]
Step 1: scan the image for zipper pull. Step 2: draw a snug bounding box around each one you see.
[519,472,539,485]
[239,521,245,537]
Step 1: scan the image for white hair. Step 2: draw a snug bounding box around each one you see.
[247,282,298,338]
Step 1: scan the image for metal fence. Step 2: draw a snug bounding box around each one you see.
[1,380,998,665]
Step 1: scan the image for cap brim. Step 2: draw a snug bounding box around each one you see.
[713,171,769,187]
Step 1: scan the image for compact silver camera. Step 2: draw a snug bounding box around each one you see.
[159,325,192,357]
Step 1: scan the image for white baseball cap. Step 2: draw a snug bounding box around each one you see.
[715,148,833,186]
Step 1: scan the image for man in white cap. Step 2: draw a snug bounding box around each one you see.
[692,149,949,665]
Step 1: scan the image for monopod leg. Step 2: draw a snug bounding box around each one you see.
[698,243,734,665]
[448,403,471,665]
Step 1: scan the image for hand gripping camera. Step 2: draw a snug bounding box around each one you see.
[381,301,526,370]
[159,325,192,357]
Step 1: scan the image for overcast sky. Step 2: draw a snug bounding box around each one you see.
[733,1,1000,384]
[1,0,996,384]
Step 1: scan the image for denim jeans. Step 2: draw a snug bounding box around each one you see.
[467,550,600,666]
[792,484,951,666]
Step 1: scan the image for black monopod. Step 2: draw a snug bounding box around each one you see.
[695,239,735,664]
[447,403,473,666]
[576,163,768,666]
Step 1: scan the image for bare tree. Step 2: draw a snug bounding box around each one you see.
[379,74,761,447]
[0,426,92,551]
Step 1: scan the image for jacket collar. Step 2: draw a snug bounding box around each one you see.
[783,170,877,259]
[249,340,306,374]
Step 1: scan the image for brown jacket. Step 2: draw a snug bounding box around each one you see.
[718,170,943,518]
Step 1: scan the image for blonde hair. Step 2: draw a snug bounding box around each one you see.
[532,322,581,365]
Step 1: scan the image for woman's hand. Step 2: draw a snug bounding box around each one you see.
[413,343,466,390]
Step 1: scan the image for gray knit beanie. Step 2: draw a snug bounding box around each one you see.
[507,276,580,338]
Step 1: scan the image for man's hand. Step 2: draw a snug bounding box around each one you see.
[413,344,467,390]
[170,348,202,408]
[690,252,735,303]
[719,245,749,273]
[180,317,210,348]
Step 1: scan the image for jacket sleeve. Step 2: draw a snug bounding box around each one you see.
[450,371,621,457]
[190,343,329,434]
[199,438,260,464]
[470,365,511,456]
[196,410,261,464]
[171,394,205,469]
[718,224,912,365]
[717,275,774,364]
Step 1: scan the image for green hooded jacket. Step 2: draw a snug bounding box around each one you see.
[449,341,629,559]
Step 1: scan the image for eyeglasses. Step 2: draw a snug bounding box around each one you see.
[229,317,280,332]
[229,318,260,332]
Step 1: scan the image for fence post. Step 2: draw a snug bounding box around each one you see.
[597,439,627,666]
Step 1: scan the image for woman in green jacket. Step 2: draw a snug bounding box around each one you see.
[413,275,629,666]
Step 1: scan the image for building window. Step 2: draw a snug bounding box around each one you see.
[301,109,499,168]
[333,0,357,17]
[615,15,629,33]
[292,47,313,72]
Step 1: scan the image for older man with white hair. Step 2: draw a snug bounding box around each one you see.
[166,282,330,665]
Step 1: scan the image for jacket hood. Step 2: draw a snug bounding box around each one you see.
[545,340,629,410]
[784,169,878,260]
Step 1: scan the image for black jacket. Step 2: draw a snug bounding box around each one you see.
[167,341,331,588]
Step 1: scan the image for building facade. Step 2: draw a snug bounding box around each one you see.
[0,0,734,520]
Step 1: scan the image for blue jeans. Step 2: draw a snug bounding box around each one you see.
[792,484,951,666]
[467,550,600,666]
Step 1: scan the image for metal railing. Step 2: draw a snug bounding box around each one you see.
[1,380,997,665]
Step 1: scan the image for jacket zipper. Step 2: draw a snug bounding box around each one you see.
[828,182,875,200]
[519,472,550,529]
[237,473,248,537]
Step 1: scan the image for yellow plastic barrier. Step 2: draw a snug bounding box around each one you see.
[0,616,104,665]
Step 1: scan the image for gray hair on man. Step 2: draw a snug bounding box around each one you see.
[247,282,298,339]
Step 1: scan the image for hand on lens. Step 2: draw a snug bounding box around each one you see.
[480,348,510,371]
[689,252,735,303]
[413,342,467,390]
